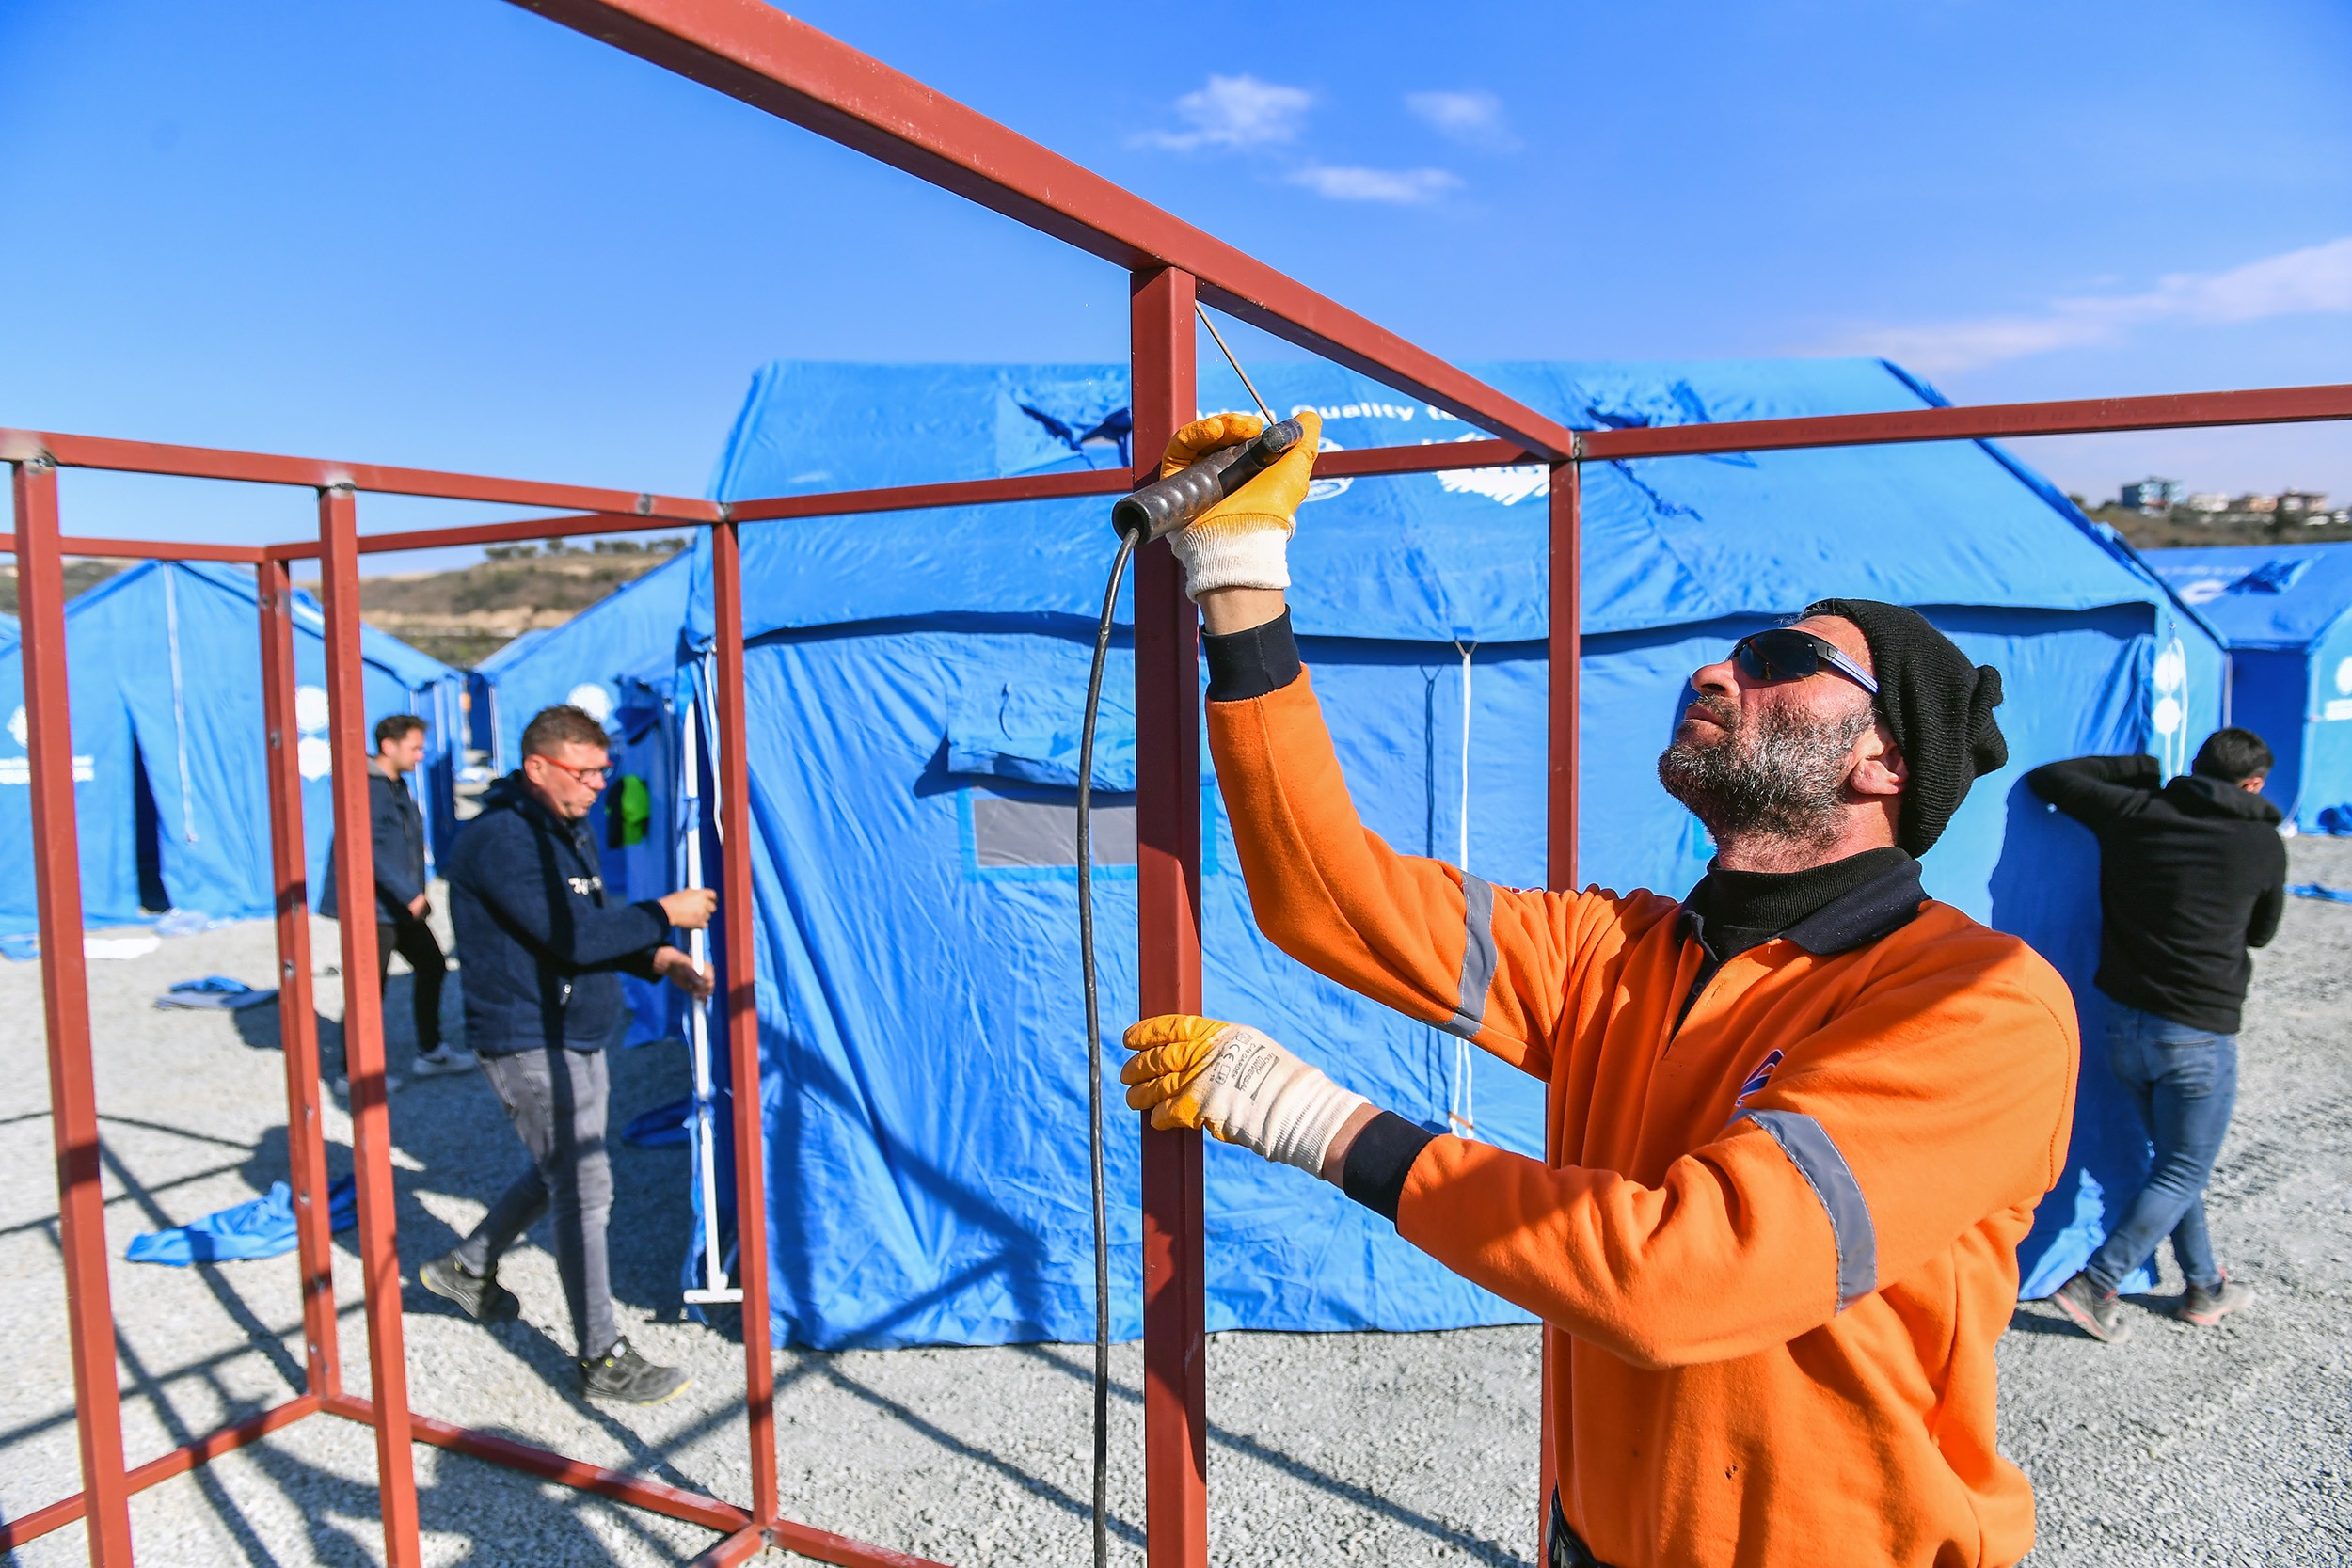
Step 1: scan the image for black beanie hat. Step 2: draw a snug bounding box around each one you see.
[1803,598,2008,856]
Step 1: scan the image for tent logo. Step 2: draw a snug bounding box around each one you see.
[295,686,335,781]
[2178,578,2229,606]
[567,683,615,727]
[2152,639,2189,776]
[1302,435,1352,505]
[1,705,97,785]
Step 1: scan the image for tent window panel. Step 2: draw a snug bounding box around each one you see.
[968,791,1136,873]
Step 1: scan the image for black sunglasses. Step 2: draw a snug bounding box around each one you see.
[1731,628,1879,695]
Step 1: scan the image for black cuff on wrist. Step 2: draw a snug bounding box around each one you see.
[1203,610,1302,703]
[1340,1110,1438,1223]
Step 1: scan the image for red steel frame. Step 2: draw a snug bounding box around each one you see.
[4,3,2351,1565]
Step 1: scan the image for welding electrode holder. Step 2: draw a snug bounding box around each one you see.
[1111,418,1305,544]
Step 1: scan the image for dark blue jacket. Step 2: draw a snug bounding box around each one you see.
[321,765,429,924]
[446,774,670,1055]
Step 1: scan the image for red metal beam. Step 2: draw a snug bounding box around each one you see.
[1129,265,1209,1568]
[709,517,781,1528]
[497,0,1578,461]
[0,427,723,521]
[1580,381,2352,461]
[727,469,1128,524]
[263,510,687,562]
[766,1518,961,1568]
[0,534,268,562]
[317,485,424,1568]
[12,456,137,1565]
[258,557,343,1402]
[321,1395,752,1534]
[0,1394,326,1553]
[1539,459,1580,1559]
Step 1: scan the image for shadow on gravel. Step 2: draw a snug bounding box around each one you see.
[1009,1343,1526,1566]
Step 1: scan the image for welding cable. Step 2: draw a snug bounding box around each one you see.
[1075,527,1136,1568]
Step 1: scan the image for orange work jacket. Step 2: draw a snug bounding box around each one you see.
[1208,669,2080,1568]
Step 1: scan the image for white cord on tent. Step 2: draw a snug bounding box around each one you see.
[678,691,741,1306]
[163,567,199,843]
[1450,641,1476,1141]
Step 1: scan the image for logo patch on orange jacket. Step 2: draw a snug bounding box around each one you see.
[1733,1048,1785,1112]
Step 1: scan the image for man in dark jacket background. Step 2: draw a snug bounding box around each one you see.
[2029,726,2287,1342]
[420,704,714,1403]
[324,714,474,1079]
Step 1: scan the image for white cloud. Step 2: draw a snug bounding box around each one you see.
[1287,164,1461,204]
[1405,89,1518,150]
[1829,235,2352,372]
[1135,74,1312,152]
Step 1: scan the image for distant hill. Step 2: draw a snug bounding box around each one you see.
[317,540,687,667]
[0,559,125,616]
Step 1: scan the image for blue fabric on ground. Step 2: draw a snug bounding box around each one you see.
[2146,544,2352,832]
[2289,882,2352,903]
[665,357,2235,1347]
[622,1097,695,1148]
[155,975,278,1011]
[126,1176,357,1265]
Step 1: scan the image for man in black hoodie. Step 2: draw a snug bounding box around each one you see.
[2028,727,2286,1342]
[420,704,714,1403]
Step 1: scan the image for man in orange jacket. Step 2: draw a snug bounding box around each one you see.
[1120,414,2081,1568]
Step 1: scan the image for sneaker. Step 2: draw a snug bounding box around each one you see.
[418,1251,520,1323]
[2050,1271,2133,1343]
[411,1045,479,1078]
[580,1338,691,1404]
[2179,1273,2253,1326]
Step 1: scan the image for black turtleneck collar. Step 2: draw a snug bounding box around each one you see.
[1680,847,1922,966]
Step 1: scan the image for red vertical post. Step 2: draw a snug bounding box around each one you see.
[709,518,779,1529]
[14,456,135,1565]
[1540,456,1581,1548]
[256,556,342,1399]
[1129,264,1208,1568]
[316,485,422,1568]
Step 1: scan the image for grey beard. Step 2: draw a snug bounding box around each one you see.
[1656,700,1873,847]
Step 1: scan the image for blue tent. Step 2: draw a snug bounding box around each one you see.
[683,357,2226,1350]
[0,562,461,940]
[2143,543,2352,832]
[463,551,694,772]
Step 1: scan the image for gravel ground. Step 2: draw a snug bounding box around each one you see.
[2,847,2347,1566]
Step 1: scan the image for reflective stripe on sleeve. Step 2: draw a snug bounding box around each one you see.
[1736,1108,1878,1311]
[1441,872,1497,1040]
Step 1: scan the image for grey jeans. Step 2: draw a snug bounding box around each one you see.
[454,1047,616,1360]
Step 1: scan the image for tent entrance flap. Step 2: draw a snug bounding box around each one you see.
[131,741,168,914]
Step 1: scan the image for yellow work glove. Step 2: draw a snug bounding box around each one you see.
[1121,1013,1366,1176]
[1157,409,1322,602]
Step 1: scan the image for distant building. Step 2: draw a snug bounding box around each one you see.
[2280,489,2329,515]
[2120,477,2182,513]
[2185,493,2232,515]
[2238,493,2279,515]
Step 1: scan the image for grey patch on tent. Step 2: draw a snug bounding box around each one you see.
[972,795,1136,868]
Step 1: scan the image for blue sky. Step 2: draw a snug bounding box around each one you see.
[2,0,2346,569]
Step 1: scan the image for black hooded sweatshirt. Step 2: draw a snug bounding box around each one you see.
[2026,754,2287,1034]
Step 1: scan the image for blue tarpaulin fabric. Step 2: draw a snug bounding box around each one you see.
[155,975,278,1011]
[126,1176,357,1265]
[0,564,463,938]
[2145,544,2352,832]
[677,357,2226,1348]
[2289,882,2352,903]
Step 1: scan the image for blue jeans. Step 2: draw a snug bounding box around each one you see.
[2084,1001,2237,1294]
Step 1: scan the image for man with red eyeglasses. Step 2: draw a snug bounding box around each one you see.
[423,703,715,1403]
[1118,415,2081,1567]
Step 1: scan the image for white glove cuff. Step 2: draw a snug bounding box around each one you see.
[1258,1076,1371,1177]
[1170,523,1292,602]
